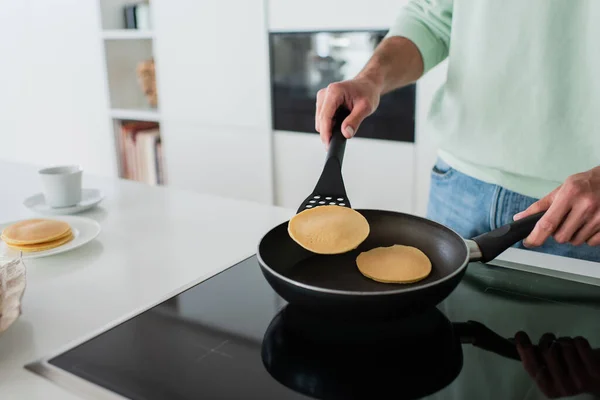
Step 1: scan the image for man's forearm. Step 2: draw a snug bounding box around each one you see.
[356,36,424,95]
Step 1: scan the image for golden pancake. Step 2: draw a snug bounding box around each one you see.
[46,228,73,242]
[6,232,74,252]
[356,245,432,284]
[1,219,71,245]
[288,205,370,254]
[2,227,73,246]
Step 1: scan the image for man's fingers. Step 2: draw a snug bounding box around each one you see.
[514,188,558,221]
[553,192,599,243]
[587,231,600,246]
[539,333,557,351]
[515,332,557,397]
[574,337,599,373]
[341,101,371,139]
[524,192,571,248]
[315,89,325,133]
[553,205,591,244]
[516,332,543,377]
[319,86,343,145]
[571,214,600,246]
[558,337,587,392]
[543,340,577,396]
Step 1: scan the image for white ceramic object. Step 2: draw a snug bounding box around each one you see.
[23,189,104,215]
[38,165,83,208]
[0,255,26,334]
[0,216,101,260]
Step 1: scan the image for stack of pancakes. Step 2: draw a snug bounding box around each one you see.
[1,219,73,252]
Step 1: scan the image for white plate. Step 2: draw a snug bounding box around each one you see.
[0,216,101,259]
[23,189,105,216]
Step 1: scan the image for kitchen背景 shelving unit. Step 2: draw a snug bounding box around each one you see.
[98,0,165,185]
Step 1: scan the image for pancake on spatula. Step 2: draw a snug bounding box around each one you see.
[7,232,74,252]
[1,219,71,245]
[288,205,369,254]
[357,245,432,284]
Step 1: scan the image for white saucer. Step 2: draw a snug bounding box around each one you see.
[0,216,101,259]
[23,189,105,215]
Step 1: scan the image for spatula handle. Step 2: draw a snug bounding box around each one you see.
[326,107,351,167]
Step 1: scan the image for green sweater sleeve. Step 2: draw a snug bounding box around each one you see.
[385,0,454,73]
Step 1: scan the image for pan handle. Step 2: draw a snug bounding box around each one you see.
[454,321,521,361]
[469,212,545,263]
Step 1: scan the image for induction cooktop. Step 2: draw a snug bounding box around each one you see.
[26,256,600,400]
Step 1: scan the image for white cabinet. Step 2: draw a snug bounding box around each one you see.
[152,0,273,203]
[160,122,272,204]
[274,131,415,213]
[152,0,270,129]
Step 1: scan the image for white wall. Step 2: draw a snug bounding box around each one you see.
[0,0,115,177]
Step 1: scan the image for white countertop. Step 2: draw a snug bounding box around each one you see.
[0,160,598,399]
[0,161,293,399]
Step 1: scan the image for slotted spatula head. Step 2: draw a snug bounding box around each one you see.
[297,107,352,214]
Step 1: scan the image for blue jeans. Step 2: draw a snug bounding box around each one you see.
[426,157,600,263]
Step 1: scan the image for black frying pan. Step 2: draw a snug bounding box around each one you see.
[257,108,544,315]
[262,305,520,400]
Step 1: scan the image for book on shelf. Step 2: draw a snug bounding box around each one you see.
[123,2,151,30]
[119,121,165,186]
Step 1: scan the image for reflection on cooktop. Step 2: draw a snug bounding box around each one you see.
[262,305,464,399]
[27,256,600,400]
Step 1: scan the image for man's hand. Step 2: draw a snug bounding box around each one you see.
[515,332,600,398]
[315,78,381,145]
[514,166,600,247]
[314,36,424,146]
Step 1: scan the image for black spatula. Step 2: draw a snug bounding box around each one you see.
[297,107,352,213]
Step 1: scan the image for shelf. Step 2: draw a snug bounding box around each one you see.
[110,108,160,122]
[102,30,153,40]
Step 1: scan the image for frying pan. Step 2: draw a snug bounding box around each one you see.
[257,107,545,315]
[262,304,520,400]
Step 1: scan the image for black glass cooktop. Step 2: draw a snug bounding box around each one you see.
[30,256,600,399]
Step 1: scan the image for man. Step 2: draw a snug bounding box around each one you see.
[315,0,600,262]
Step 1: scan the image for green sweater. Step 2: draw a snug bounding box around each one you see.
[386,0,600,199]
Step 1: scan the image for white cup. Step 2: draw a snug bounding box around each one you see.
[39,165,83,208]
